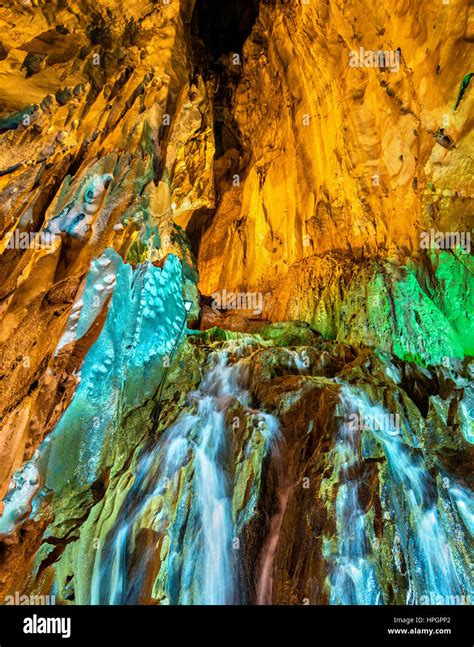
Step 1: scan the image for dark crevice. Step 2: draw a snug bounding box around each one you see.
[191,0,260,59]
[183,2,262,268]
[190,0,261,159]
[185,206,215,263]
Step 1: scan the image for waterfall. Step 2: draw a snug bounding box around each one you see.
[90,338,280,605]
[335,386,473,605]
[325,388,382,604]
[3,319,470,607]
[255,348,307,605]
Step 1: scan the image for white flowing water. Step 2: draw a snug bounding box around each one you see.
[337,386,472,604]
[89,339,280,605]
[327,388,382,604]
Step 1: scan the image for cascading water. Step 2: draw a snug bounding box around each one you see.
[324,389,382,605]
[375,429,472,602]
[1,302,471,607]
[330,386,473,605]
[0,251,188,539]
[89,338,281,605]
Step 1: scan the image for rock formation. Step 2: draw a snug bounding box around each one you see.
[0,0,472,606]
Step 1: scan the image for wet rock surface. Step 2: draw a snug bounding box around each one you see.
[0,0,472,606]
[0,324,472,605]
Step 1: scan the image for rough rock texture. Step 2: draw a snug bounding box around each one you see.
[0,0,472,606]
[197,0,473,360]
[4,326,472,605]
[0,0,201,499]
[0,0,203,596]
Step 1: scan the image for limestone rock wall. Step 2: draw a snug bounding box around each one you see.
[0,0,472,607]
[0,0,204,501]
[197,0,474,331]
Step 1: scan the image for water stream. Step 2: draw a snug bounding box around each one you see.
[90,338,281,605]
[332,386,473,605]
